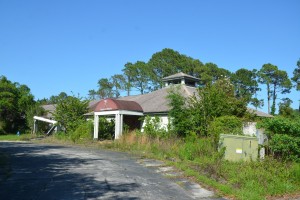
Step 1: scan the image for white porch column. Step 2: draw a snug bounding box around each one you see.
[114,113,123,139]
[120,114,123,136]
[94,114,99,140]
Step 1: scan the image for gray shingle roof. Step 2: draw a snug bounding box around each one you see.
[118,85,272,118]
[118,85,197,113]
[247,108,273,118]
[41,104,56,119]
[40,83,272,118]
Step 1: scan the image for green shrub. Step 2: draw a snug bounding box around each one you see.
[257,116,300,137]
[178,135,216,161]
[143,116,168,138]
[98,117,115,140]
[291,163,300,183]
[270,134,300,162]
[208,116,243,147]
[70,120,93,143]
[54,131,69,141]
[257,116,300,162]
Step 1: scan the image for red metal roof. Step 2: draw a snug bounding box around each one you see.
[93,98,143,112]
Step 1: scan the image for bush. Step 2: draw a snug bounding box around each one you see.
[70,121,93,143]
[270,134,300,162]
[143,116,168,138]
[98,117,115,140]
[257,116,300,162]
[257,116,300,137]
[178,134,217,161]
[208,116,243,147]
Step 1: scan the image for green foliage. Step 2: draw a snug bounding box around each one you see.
[53,95,88,133]
[110,74,126,98]
[231,68,261,106]
[292,59,300,91]
[123,61,152,94]
[0,133,36,141]
[70,120,93,143]
[208,116,243,147]
[143,116,168,138]
[178,135,217,161]
[258,116,300,162]
[189,79,247,136]
[278,98,295,118]
[167,79,247,138]
[47,92,68,104]
[270,134,300,162]
[54,131,69,141]
[166,86,191,137]
[148,48,200,89]
[97,78,114,99]
[258,63,292,114]
[0,76,35,134]
[257,116,300,137]
[98,117,115,140]
[209,116,243,135]
[25,103,46,134]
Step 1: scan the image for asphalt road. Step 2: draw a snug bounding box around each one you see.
[0,142,220,200]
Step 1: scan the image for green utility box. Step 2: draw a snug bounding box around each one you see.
[219,134,258,162]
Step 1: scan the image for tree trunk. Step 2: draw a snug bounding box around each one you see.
[267,84,271,114]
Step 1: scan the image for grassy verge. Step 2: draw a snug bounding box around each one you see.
[35,132,300,200]
[0,133,41,141]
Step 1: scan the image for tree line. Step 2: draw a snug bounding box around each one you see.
[88,48,300,115]
[0,48,299,134]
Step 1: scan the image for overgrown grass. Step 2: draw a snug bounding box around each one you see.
[0,133,37,141]
[98,132,300,200]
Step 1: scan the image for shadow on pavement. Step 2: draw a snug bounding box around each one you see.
[0,142,140,200]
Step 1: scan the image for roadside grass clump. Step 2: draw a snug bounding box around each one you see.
[106,131,300,200]
[70,120,93,143]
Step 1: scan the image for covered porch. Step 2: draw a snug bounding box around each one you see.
[92,99,144,140]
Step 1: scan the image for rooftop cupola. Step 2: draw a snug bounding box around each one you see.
[162,72,200,87]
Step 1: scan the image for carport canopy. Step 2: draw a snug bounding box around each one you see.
[93,98,143,140]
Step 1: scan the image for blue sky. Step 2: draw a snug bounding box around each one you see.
[1,0,299,113]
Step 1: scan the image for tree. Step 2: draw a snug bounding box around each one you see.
[292,59,300,91]
[231,68,262,107]
[189,78,247,136]
[26,103,46,134]
[0,76,35,133]
[148,48,198,89]
[258,63,292,115]
[122,62,134,96]
[194,62,232,85]
[110,74,126,98]
[48,92,68,104]
[167,78,247,137]
[97,78,114,99]
[53,95,88,133]
[123,61,151,94]
[88,89,99,100]
[167,86,191,137]
[278,98,294,118]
